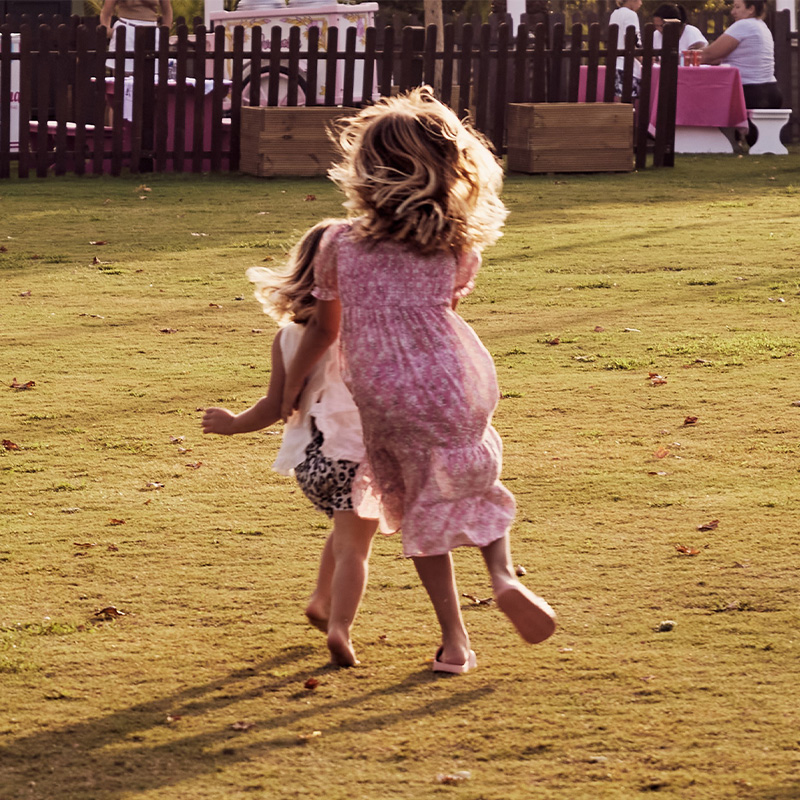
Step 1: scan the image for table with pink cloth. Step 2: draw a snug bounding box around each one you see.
[579,64,748,153]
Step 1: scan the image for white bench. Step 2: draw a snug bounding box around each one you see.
[748,109,792,155]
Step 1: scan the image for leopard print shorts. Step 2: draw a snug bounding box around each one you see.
[294,420,359,518]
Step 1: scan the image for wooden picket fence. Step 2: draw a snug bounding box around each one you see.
[0,14,686,178]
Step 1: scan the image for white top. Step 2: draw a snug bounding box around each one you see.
[722,18,776,85]
[609,6,642,78]
[653,24,708,52]
[271,322,365,476]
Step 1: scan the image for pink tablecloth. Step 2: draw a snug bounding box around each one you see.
[578,65,748,133]
[648,65,748,134]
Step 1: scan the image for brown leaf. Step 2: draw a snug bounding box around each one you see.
[144,481,164,490]
[461,593,493,606]
[160,328,177,334]
[231,721,255,731]
[547,337,560,346]
[109,518,125,526]
[93,606,125,619]
[653,446,670,459]
[186,462,202,469]
[2,439,20,451]
[166,714,182,723]
[208,303,222,308]
[593,325,605,332]
[675,544,701,556]
[649,374,668,386]
[89,240,107,246]
[297,730,322,741]
[0,245,7,252]
[304,194,316,201]
[137,185,152,192]
[107,544,120,552]
[683,416,699,425]
[304,677,319,690]
[73,542,97,548]
[10,378,35,390]
[697,519,719,531]
[647,470,668,476]
[19,290,31,297]
[170,436,185,443]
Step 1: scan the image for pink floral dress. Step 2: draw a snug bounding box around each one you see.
[312,222,515,557]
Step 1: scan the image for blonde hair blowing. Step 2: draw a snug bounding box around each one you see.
[329,87,507,255]
[245,218,344,326]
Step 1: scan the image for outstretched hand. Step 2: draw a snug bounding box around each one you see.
[201,407,237,435]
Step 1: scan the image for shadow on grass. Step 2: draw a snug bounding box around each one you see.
[0,644,492,799]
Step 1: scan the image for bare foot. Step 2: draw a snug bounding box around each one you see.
[496,582,557,644]
[327,631,359,667]
[305,610,328,633]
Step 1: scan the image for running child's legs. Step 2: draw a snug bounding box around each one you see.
[305,532,335,632]
[326,511,378,667]
[481,535,556,644]
[412,553,471,667]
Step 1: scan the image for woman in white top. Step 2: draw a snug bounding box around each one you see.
[699,0,782,109]
[652,3,708,56]
[608,0,642,97]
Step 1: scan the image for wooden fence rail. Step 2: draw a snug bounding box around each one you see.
[0,17,685,179]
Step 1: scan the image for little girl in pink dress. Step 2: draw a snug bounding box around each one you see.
[283,88,556,673]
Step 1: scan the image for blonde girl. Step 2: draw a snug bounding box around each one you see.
[202,220,378,667]
[282,88,556,674]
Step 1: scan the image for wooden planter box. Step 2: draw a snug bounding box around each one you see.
[506,103,634,174]
[239,106,355,178]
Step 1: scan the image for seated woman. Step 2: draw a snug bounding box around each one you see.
[699,0,782,111]
[652,3,708,55]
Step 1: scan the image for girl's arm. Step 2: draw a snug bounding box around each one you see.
[202,329,286,435]
[99,0,116,33]
[281,298,341,421]
[159,0,173,28]
[699,33,739,65]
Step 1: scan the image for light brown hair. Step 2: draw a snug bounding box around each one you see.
[328,87,507,255]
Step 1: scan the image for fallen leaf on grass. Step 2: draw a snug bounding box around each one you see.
[653,446,670,459]
[683,416,699,425]
[159,328,177,334]
[297,730,321,741]
[107,544,119,552]
[697,519,719,531]
[93,606,125,619]
[208,303,222,308]
[190,232,208,237]
[166,715,182,724]
[143,482,164,490]
[79,313,105,319]
[73,542,97,548]
[623,327,641,333]
[462,593,493,605]
[177,447,191,454]
[170,436,185,443]
[304,194,316,201]
[231,721,255,731]
[108,519,125,526]
[647,471,668,476]
[593,325,605,332]
[2,439,20,451]
[89,240,107,246]
[10,378,35,390]
[675,544,701,556]
[304,678,319,690]
[19,290,31,297]
[515,564,527,576]
[436,771,471,785]
[185,462,202,469]
[648,373,667,386]
[0,245,7,252]
[92,256,113,266]
[137,185,151,193]
[546,337,560,346]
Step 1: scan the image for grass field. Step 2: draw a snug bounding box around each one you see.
[2,153,800,800]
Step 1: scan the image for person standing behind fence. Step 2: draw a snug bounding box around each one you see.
[100,0,173,75]
[609,0,642,98]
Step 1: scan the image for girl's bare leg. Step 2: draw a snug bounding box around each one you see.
[326,512,378,667]
[412,553,471,667]
[305,532,335,632]
[481,535,556,644]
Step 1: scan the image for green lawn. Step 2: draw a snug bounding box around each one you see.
[2,154,800,799]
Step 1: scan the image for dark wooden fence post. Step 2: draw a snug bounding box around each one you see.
[0,24,11,178]
[635,24,655,170]
[653,20,679,167]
